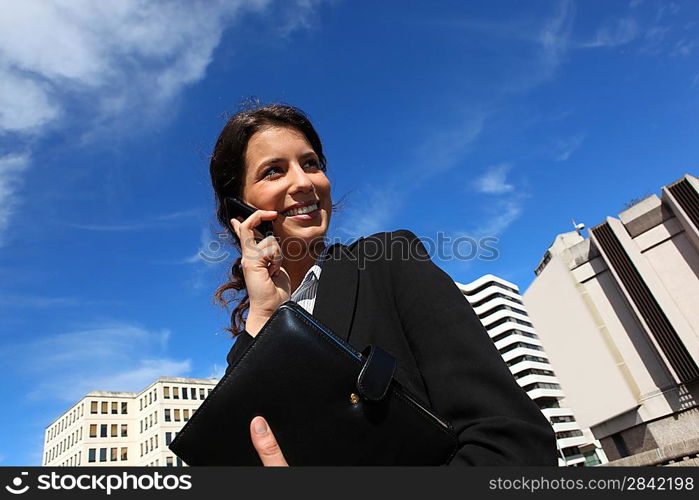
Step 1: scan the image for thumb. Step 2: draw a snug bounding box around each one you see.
[250,416,288,466]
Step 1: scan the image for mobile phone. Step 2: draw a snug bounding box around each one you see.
[224,197,275,239]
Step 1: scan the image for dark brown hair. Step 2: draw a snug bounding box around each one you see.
[210,102,328,337]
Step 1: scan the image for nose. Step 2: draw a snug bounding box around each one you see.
[287,161,315,195]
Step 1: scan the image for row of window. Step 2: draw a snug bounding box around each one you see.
[471,292,524,309]
[479,304,529,321]
[491,328,538,344]
[90,401,128,416]
[164,408,192,423]
[163,386,212,401]
[140,388,158,411]
[47,403,85,442]
[47,450,81,467]
[142,411,158,433]
[89,424,128,438]
[487,316,534,330]
[463,280,519,298]
[556,430,584,440]
[507,354,550,367]
[513,368,556,380]
[88,447,129,463]
[46,427,82,462]
[141,435,159,456]
[550,415,576,424]
[499,341,544,355]
[145,457,183,467]
[522,382,562,392]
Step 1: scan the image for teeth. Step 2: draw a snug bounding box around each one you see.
[283,203,318,216]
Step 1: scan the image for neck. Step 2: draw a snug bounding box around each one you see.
[283,237,326,293]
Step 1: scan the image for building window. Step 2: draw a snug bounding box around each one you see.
[111,424,117,437]
[176,457,182,467]
[88,449,96,463]
[148,392,152,405]
[155,434,158,449]
[111,402,118,414]
[208,389,212,396]
[140,420,143,433]
[166,456,173,467]
[153,390,157,402]
[182,388,188,400]
[121,447,128,461]
[89,425,97,438]
[79,427,82,440]
[101,402,108,414]
[183,409,190,422]
[139,399,143,411]
[91,402,98,414]
[140,443,143,457]
[99,448,107,462]
[190,388,196,400]
[173,387,179,399]
[110,448,117,461]
[100,424,107,438]
[149,437,153,451]
[121,402,127,414]
[149,414,153,427]
[165,432,172,445]
[164,409,171,422]
[164,387,170,399]
[199,388,205,400]
[121,424,128,437]
[174,409,180,422]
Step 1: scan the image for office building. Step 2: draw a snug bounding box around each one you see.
[42,377,217,467]
[456,275,607,466]
[523,174,699,466]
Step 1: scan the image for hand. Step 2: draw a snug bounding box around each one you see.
[250,416,288,466]
[230,210,291,334]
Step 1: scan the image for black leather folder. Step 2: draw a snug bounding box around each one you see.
[169,301,457,465]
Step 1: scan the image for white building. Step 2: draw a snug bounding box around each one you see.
[523,174,699,466]
[456,274,608,466]
[42,377,218,467]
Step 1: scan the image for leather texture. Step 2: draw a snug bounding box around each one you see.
[357,345,396,402]
[169,301,458,466]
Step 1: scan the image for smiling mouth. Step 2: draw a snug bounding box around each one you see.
[281,203,320,217]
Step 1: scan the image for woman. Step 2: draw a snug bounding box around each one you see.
[209,103,557,466]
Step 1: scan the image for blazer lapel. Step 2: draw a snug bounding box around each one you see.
[312,241,361,342]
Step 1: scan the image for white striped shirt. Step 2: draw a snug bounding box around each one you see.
[290,245,328,314]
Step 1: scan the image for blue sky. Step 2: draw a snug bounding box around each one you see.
[1,0,697,465]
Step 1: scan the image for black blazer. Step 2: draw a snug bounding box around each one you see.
[227,229,557,465]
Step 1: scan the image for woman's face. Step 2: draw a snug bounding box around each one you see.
[241,126,332,248]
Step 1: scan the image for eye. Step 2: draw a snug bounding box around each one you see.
[262,165,283,179]
[303,158,325,171]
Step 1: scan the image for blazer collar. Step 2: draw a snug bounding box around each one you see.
[312,240,361,343]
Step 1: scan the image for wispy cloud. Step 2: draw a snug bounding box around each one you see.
[0,294,120,308]
[1,321,190,403]
[64,208,201,232]
[0,153,30,247]
[579,17,640,48]
[472,163,514,194]
[472,199,524,238]
[553,133,586,161]
[0,0,329,245]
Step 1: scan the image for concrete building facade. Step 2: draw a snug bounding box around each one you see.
[42,377,218,467]
[456,275,607,466]
[523,174,699,466]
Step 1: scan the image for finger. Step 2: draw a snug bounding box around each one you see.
[250,416,288,466]
[238,210,277,251]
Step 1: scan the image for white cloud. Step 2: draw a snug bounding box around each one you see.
[0,153,30,246]
[473,163,514,194]
[553,133,586,161]
[580,17,640,48]
[0,0,274,135]
[0,321,190,402]
[467,199,524,240]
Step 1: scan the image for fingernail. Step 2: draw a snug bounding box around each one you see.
[254,418,268,435]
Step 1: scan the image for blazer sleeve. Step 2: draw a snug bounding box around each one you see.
[387,229,557,465]
[225,331,255,375]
